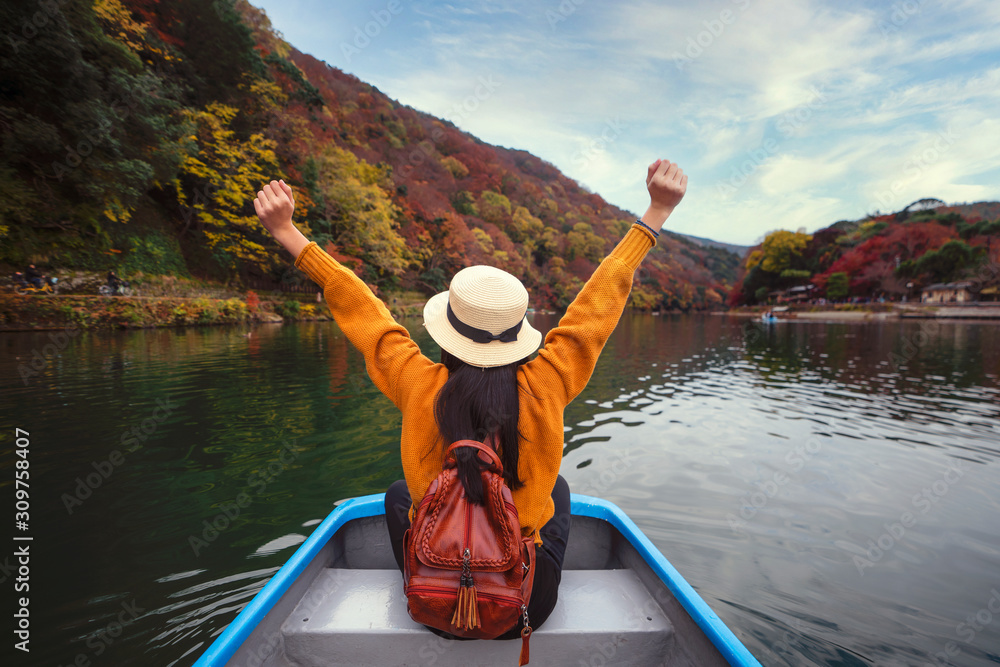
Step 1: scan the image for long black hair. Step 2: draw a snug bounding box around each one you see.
[433,348,529,504]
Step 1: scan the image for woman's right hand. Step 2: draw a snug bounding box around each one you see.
[646,159,687,212]
[642,159,687,231]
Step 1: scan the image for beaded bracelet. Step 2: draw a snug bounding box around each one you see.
[635,219,660,237]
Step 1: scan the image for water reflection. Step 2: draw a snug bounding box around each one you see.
[0,316,998,666]
[557,314,999,667]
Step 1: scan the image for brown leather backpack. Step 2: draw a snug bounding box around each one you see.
[403,440,536,665]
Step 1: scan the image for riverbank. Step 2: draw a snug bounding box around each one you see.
[727,303,1000,321]
[0,292,428,331]
[0,265,441,331]
[0,294,293,331]
[9,294,1000,332]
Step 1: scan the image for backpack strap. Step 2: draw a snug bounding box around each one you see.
[444,440,503,472]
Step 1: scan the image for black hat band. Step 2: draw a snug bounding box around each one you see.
[447,302,523,344]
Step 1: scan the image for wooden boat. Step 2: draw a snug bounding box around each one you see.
[194,493,761,666]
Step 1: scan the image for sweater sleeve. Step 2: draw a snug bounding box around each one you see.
[294,242,436,410]
[521,224,656,405]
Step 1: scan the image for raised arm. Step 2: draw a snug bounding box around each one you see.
[521,160,687,405]
[254,180,434,408]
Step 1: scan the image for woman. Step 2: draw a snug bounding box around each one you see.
[253,158,687,639]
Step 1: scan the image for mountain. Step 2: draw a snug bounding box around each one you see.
[0,0,739,311]
[677,234,750,258]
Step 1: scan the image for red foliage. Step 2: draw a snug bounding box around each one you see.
[245,290,260,314]
[324,243,362,272]
[566,257,597,281]
[121,0,186,47]
[813,221,958,295]
[880,222,956,258]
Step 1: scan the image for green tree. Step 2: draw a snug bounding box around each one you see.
[0,0,185,265]
[478,190,512,226]
[451,190,478,216]
[566,223,605,263]
[530,226,560,265]
[827,272,849,300]
[914,239,979,282]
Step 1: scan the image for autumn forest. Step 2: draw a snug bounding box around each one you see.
[0,0,741,312]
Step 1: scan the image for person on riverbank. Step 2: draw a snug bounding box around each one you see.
[252,159,687,640]
[25,264,43,288]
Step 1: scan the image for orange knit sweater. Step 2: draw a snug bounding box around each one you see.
[294,223,656,544]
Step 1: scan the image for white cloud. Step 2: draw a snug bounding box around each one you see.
[757,154,851,197]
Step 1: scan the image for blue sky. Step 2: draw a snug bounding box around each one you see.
[249,0,1000,245]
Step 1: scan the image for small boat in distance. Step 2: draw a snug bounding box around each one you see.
[760,306,788,324]
[194,494,762,666]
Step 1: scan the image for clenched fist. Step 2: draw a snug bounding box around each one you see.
[646,159,687,212]
[253,179,296,238]
[641,159,687,233]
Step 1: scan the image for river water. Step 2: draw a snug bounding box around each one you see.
[1,314,998,666]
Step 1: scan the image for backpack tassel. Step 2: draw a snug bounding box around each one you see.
[452,553,480,631]
[467,578,479,629]
[518,605,531,666]
[451,574,480,630]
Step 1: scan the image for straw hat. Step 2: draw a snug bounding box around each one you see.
[423,265,542,368]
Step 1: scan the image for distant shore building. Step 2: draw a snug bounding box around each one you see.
[921,282,973,304]
[979,286,999,302]
[769,284,816,304]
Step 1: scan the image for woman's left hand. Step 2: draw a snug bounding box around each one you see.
[253,179,296,238]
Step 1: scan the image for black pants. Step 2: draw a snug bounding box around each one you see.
[384,475,571,640]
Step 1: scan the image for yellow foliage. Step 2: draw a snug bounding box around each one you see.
[245,79,289,112]
[103,195,135,224]
[566,223,605,263]
[472,228,514,268]
[538,198,558,218]
[94,0,148,55]
[312,144,406,276]
[511,206,544,243]
[629,288,659,310]
[473,228,494,255]
[173,102,283,272]
[745,230,811,273]
[440,156,469,179]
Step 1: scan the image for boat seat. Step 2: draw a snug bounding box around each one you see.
[280,568,674,667]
